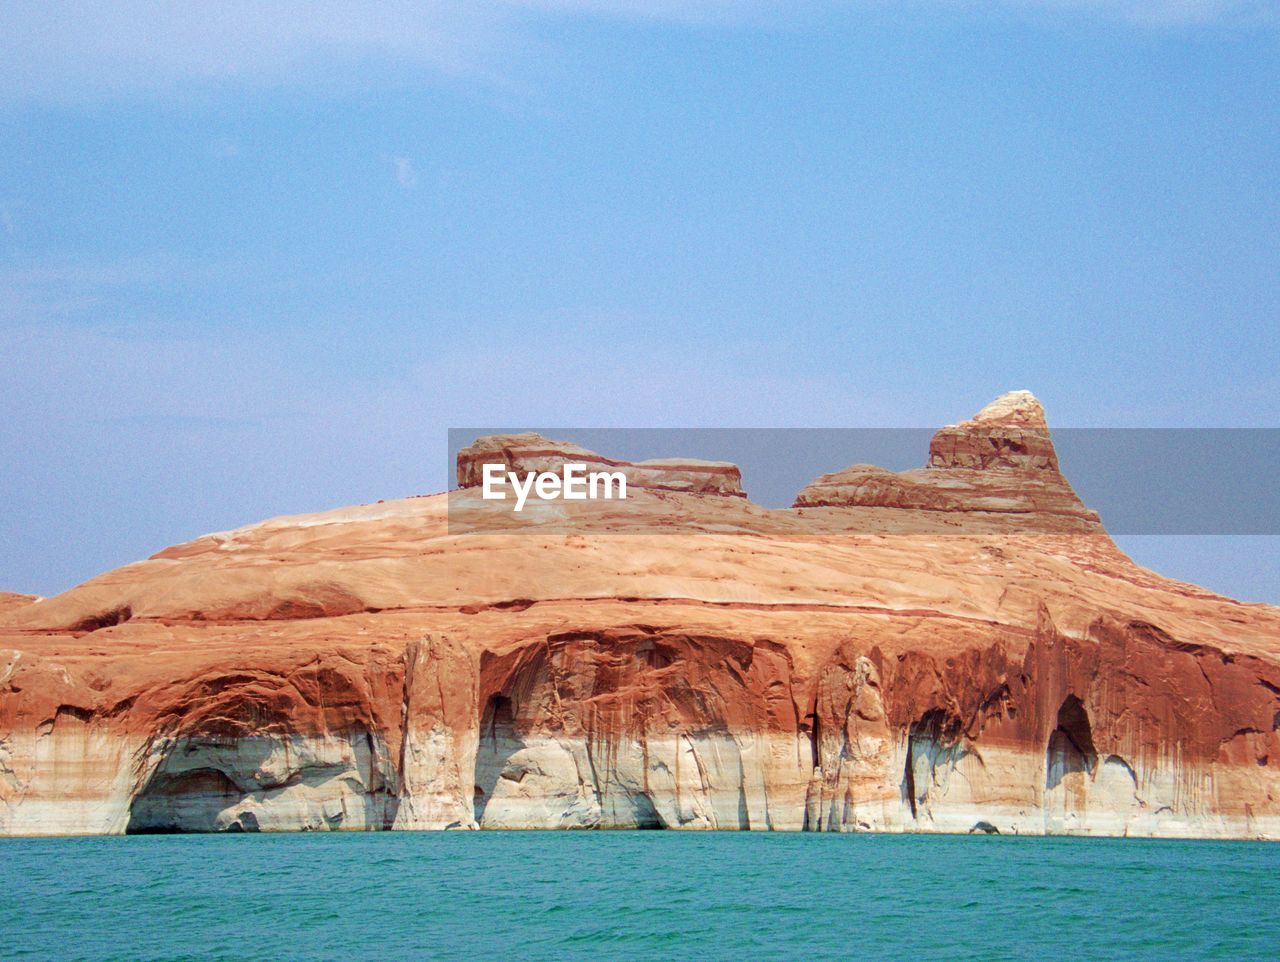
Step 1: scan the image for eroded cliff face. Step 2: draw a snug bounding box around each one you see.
[2,392,1278,837]
[473,629,808,831]
[0,634,477,836]
[805,612,1280,837]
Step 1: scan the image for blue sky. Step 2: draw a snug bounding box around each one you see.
[1,1,1277,600]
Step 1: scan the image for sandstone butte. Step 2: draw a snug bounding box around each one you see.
[2,391,1279,839]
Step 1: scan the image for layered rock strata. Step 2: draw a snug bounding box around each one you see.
[2,392,1278,838]
[793,392,1102,532]
[457,433,745,498]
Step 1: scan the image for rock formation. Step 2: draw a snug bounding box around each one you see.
[2,391,1278,838]
[457,433,745,498]
[0,592,37,617]
[793,392,1101,532]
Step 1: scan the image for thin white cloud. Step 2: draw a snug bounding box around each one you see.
[0,1,1271,105]
[987,0,1278,26]
[393,156,418,190]
[0,1,517,104]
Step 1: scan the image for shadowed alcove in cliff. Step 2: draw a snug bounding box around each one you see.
[902,709,968,821]
[1046,695,1098,790]
[472,689,669,829]
[473,694,518,823]
[127,766,253,834]
[120,663,406,834]
[126,727,397,834]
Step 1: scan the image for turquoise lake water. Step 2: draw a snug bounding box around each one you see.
[3,832,1278,961]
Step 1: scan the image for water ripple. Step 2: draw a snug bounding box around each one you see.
[2,832,1278,961]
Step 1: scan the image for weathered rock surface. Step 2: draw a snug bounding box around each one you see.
[0,593,37,616]
[2,392,1278,838]
[793,390,1102,532]
[457,432,745,498]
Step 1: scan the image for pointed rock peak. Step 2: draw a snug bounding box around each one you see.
[972,390,1048,429]
[791,387,1098,529]
[928,390,1060,472]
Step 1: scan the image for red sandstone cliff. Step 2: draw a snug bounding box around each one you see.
[1,392,1277,837]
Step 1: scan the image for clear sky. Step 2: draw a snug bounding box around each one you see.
[1,2,1277,600]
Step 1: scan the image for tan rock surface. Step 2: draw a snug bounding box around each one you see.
[0,592,38,616]
[2,392,1278,837]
